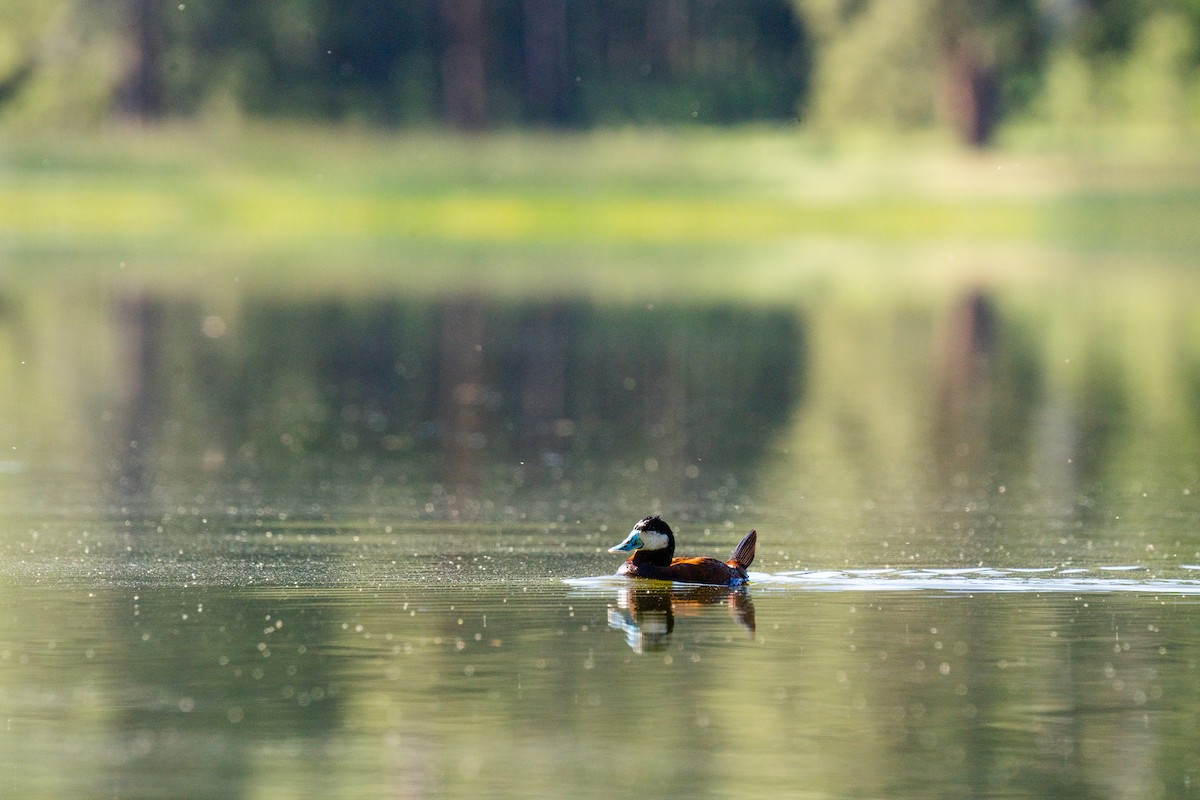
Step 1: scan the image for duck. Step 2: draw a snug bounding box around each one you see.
[608,515,756,586]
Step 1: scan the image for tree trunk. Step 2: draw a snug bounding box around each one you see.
[522,0,569,124]
[436,0,488,130]
[942,35,999,148]
[116,0,163,121]
[646,0,690,77]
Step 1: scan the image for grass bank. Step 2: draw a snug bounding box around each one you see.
[2,123,1199,299]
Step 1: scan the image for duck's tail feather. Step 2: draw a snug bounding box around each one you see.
[729,529,756,569]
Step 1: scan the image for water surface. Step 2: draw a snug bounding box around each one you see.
[4,285,1200,798]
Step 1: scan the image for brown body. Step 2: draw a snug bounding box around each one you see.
[616,551,752,584]
[611,519,757,587]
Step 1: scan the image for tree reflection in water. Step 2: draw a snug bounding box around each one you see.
[106,294,805,520]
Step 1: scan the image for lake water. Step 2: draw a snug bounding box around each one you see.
[4,282,1200,798]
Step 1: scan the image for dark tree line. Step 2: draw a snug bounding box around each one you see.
[3,0,1198,145]
[115,0,809,129]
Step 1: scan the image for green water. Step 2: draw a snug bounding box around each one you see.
[4,281,1200,798]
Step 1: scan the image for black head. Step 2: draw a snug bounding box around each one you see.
[608,515,676,564]
[635,515,673,538]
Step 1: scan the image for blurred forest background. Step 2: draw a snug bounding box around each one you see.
[2,0,1199,145]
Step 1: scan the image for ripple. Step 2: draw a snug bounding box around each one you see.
[565,566,1200,595]
[744,566,1200,594]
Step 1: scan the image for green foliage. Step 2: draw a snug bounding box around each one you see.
[1033,10,1200,137]
[795,0,1045,142]
[0,0,125,129]
[800,0,940,129]
[0,0,60,77]
[1121,11,1198,129]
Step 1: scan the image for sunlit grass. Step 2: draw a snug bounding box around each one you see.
[2,123,1199,297]
[1,182,1042,244]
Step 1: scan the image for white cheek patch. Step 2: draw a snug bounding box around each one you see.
[638,530,670,551]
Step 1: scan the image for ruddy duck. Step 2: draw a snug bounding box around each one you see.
[608,515,756,586]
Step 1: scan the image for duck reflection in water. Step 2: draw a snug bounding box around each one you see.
[605,516,759,652]
[607,584,756,653]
